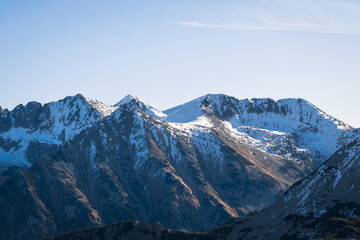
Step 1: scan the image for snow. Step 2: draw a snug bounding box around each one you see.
[223,121,310,161]
[115,94,137,106]
[115,95,167,119]
[130,112,150,170]
[0,145,31,169]
[119,94,358,173]
[1,127,62,144]
[84,96,118,117]
[44,94,103,140]
[333,169,342,189]
[191,130,225,168]
[0,127,63,168]
[0,94,110,170]
[282,140,360,217]
[167,115,213,132]
[163,94,355,164]
[89,141,97,170]
[164,96,205,123]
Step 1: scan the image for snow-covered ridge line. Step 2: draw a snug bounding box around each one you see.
[160,93,357,164]
[1,93,352,130]
[82,95,118,117]
[1,94,116,118]
[162,94,352,129]
[1,93,358,172]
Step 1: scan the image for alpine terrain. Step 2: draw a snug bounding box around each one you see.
[0,93,358,240]
[44,138,360,240]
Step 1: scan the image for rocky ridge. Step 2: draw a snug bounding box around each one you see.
[0,94,116,171]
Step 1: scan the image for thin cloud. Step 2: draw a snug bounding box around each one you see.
[176,0,360,35]
[176,21,360,35]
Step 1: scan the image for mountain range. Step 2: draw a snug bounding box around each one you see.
[0,93,358,240]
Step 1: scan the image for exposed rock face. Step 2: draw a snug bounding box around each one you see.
[0,93,358,240]
[43,139,360,240]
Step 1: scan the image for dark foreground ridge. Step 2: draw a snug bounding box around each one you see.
[42,220,217,240]
[42,213,360,240]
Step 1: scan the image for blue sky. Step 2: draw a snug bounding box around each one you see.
[1,0,359,127]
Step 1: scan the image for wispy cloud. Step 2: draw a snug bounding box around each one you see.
[176,0,360,35]
[177,21,360,35]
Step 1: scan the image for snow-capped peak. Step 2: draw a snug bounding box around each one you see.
[163,95,206,123]
[115,94,166,118]
[276,98,351,130]
[163,94,352,129]
[114,94,139,107]
[82,95,118,117]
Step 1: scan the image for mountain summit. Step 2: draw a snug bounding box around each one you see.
[115,94,166,118]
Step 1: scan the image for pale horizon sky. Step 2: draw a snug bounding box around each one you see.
[1,0,359,127]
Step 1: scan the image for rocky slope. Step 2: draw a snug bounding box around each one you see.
[0,93,358,240]
[226,137,360,239]
[43,138,360,240]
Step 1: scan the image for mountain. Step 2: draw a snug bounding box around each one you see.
[200,137,360,240]
[0,93,358,240]
[0,94,116,172]
[114,94,166,118]
[165,94,357,165]
[226,137,360,239]
[43,138,360,240]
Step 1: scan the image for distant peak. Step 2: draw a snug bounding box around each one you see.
[115,94,166,118]
[203,93,230,100]
[277,97,309,104]
[75,93,85,99]
[52,94,117,117]
[115,94,141,107]
[13,104,25,110]
[79,94,117,117]
[204,93,223,97]
[250,97,275,102]
[61,93,88,104]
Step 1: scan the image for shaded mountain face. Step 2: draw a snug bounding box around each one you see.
[210,138,360,240]
[0,93,358,240]
[43,139,360,240]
